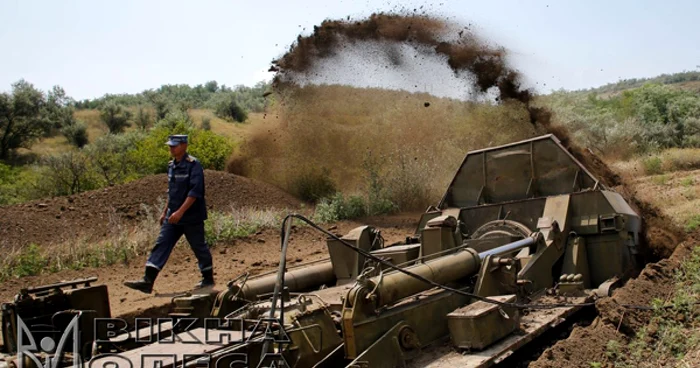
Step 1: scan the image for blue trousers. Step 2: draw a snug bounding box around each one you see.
[146,222,213,273]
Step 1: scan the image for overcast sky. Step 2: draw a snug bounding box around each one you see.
[1,0,698,100]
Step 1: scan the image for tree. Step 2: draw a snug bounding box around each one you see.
[85,133,142,186]
[150,95,170,120]
[45,86,76,133]
[135,106,152,130]
[42,151,95,195]
[99,102,132,133]
[205,80,219,93]
[0,80,68,160]
[214,94,248,122]
[61,121,89,148]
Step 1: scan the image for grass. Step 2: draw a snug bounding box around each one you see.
[643,156,664,175]
[600,246,700,367]
[612,148,700,179]
[613,152,700,227]
[686,214,700,233]
[662,148,700,172]
[204,207,289,246]
[651,174,670,185]
[0,206,289,281]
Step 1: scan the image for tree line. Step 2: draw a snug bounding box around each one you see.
[0,79,235,205]
[0,79,271,160]
[582,70,700,94]
[73,80,271,118]
[543,82,700,157]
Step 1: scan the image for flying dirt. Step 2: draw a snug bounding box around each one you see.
[234,13,678,254]
[231,15,550,205]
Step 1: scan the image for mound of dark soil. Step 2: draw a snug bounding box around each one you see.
[529,233,697,368]
[0,170,302,249]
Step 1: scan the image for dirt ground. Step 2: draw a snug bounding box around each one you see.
[0,213,420,318]
[0,170,302,250]
[529,232,699,368]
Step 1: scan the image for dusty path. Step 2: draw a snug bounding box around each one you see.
[0,214,420,318]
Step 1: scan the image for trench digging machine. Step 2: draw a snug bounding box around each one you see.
[0,135,641,368]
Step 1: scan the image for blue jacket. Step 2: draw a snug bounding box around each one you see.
[166,153,207,224]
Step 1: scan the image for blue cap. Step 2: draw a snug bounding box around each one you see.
[166,135,188,146]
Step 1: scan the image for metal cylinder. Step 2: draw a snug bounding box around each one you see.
[369,236,537,307]
[232,261,335,300]
[477,236,536,260]
[372,248,481,307]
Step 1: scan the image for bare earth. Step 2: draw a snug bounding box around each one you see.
[0,214,420,318]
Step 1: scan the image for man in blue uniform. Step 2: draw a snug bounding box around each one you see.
[124,134,214,294]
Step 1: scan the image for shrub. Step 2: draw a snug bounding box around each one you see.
[0,162,14,184]
[0,165,45,205]
[188,130,234,170]
[61,120,89,148]
[201,117,212,131]
[130,125,178,174]
[204,208,285,246]
[642,156,663,175]
[384,151,434,211]
[362,152,398,216]
[681,177,694,187]
[99,102,132,133]
[0,163,20,205]
[154,110,195,131]
[313,193,367,223]
[0,80,68,159]
[291,167,337,203]
[214,94,248,122]
[85,132,144,186]
[150,95,171,120]
[10,244,46,278]
[130,121,234,174]
[40,151,98,195]
[135,106,153,130]
[686,214,700,233]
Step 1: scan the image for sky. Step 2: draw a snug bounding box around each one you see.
[1,0,698,100]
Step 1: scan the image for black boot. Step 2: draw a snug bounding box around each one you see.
[194,269,215,289]
[124,266,159,294]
